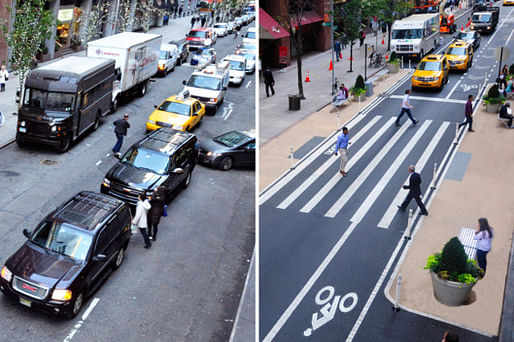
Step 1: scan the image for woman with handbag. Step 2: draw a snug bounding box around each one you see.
[148,186,167,242]
[133,194,152,249]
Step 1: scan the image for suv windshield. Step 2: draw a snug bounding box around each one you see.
[187,75,221,90]
[158,101,191,115]
[227,60,245,71]
[418,61,441,71]
[31,221,92,262]
[472,14,491,22]
[392,29,423,39]
[446,47,466,55]
[23,88,75,113]
[214,131,252,147]
[121,147,170,175]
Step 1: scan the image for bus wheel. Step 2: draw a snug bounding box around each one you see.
[57,135,71,153]
[111,97,118,113]
[93,114,101,131]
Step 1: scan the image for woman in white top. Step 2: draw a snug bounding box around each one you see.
[132,194,152,248]
[0,65,8,92]
[474,217,493,275]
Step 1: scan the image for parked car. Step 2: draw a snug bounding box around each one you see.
[0,191,132,318]
[242,27,256,46]
[222,54,247,86]
[186,28,216,51]
[213,23,228,37]
[101,128,197,204]
[146,90,205,132]
[157,43,179,76]
[168,39,189,65]
[238,49,256,74]
[227,21,236,34]
[453,30,481,51]
[191,47,216,66]
[198,130,255,170]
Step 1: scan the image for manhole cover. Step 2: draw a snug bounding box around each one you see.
[40,159,59,166]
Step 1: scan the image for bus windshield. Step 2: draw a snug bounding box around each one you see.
[23,88,75,113]
[392,29,423,39]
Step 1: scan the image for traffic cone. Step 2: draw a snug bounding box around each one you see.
[385,54,389,60]
[381,37,385,45]
[461,25,464,31]
[348,57,354,61]
[329,60,333,70]
[305,71,310,82]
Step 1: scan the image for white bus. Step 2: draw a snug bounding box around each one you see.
[391,13,440,60]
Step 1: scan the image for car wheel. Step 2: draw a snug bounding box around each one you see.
[219,156,233,171]
[113,247,125,270]
[93,114,100,131]
[111,97,118,113]
[15,134,26,148]
[57,135,71,153]
[68,292,84,319]
[139,82,147,97]
[182,171,192,188]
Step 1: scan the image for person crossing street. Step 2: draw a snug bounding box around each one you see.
[396,89,418,126]
[334,126,351,177]
[397,165,428,216]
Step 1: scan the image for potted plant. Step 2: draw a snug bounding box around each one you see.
[425,237,483,306]
[387,51,400,73]
[350,75,366,102]
[482,84,505,113]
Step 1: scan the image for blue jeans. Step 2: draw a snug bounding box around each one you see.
[476,249,488,274]
[113,133,124,153]
[139,227,152,248]
[396,108,416,124]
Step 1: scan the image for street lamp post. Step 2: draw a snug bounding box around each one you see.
[330,0,335,95]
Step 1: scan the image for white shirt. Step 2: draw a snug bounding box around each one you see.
[132,199,151,228]
[0,69,8,84]
[474,230,492,252]
[402,94,410,109]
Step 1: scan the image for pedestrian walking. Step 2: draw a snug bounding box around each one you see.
[191,16,196,28]
[263,67,275,97]
[334,39,342,62]
[474,217,493,275]
[112,113,130,157]
[397,165,428,216]
[458,94,474,132]
[359,30,366,46]
[179,7,183,17]
[442,330,459,342]
[395,89,418,126]
[201,15,206,27]
[341,33,347,49]
[133,195,152,249]
[148,186,167,241]
[499,102,513,128]
[334,127,351,176]
[163,12,169,25]
[0,65,9,92]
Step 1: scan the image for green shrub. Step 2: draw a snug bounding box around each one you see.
[390,51,398,61]
[488,84,500,98]
[354,74,365,90]
[439,237,468,279]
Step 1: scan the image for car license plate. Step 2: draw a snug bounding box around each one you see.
[19,297,31,307]
[19,127,26,133]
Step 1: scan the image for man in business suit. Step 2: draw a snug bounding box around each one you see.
[397,165,428,216]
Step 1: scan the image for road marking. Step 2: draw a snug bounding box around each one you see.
[62,298,100,342]
[446,79,461,99]
[388,94,466,104]
[350,121,431,224]
[300,117,396,214]
[262,222,358,342]
[485,7,514,46]
[222,101,234,120]
[259,113,367,205]
[245,81,252,88]
[377,122,449,228]
[277,116,381,210]
[96,160,102,166]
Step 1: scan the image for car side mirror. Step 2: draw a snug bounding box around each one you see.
[182,80,186,85]
[172,167,184,174]
[93,254,107,262]
[23,229,31,239]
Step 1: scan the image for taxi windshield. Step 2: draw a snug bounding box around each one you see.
[418,61,441,71]
[158,101,191,116]
[446,47,466,55]
[31,221,92,262]
[187,75,221,90]
[121,147,170,175]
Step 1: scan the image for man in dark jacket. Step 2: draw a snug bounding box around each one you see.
[397,164,428,215]
[458,94,474,132]
[499,103,513,128]
[263,67,275,97]
[148,186,167,241]
[112,113,130,157]
[191,16,196,29]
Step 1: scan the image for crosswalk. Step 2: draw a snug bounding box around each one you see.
[260,115,453,229]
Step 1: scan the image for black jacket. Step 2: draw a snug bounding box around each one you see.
[403,172,422,196]
[499,105,512,119]
[113,119,130,136]
[263,70,274,85]
[149,187,167,224]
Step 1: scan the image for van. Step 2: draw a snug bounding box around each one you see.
[16,56,116,152]
[243,27,256,46]
[391,13,440,59]
[223,54,247,86]
[158,43,179,76]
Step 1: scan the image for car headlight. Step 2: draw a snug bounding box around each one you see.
[1,266,13,282]
[51,125,57,132]
[102,178,111,187]
[52,289,72,301]
[175,125,185,130]
[148,120,155,124]
[20,121,26,127]
[470,25,475,29]
[487,26,491,29]
[209,98,217,103]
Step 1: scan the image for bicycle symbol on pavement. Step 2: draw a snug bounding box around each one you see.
[303,285,358,337]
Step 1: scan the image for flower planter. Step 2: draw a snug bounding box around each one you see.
[430,271,476,306]
[387,63,400,73]
[352,93,366,102]
[485,102,500,113]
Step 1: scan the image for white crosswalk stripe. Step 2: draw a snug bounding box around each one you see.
[377,121,450,228]
[276,116,382,210]
[300,117,396,214]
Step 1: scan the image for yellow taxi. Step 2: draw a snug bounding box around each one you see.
[444,41,473,71]
[504,0,514,6]
[411,55,449,90]
[146,90,205,132]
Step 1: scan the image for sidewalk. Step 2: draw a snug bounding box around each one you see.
[0,13,197,149]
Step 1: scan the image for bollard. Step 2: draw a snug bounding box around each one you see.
[289,147,295,170]
[401,56,404,69]
[337,110,341,131]
[404,209,413,240]
[358,95,362,113]
[431,162,438,190]
[408,58,411,70]
[392,274,402,312]
[453,122,459,145]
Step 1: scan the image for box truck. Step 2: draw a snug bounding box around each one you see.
[87,32,162,111]
[391,13,440,59]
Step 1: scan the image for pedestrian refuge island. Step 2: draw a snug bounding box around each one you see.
[458,227,478,260]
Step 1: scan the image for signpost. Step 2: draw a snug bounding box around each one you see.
[494,46,510,79]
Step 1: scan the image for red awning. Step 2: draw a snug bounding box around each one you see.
[291,10,323,27]
[259,8,290,40]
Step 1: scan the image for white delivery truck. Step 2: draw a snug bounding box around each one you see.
[390,13,440,60]
[87,32,162,112]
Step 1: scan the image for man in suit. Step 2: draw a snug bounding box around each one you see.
[263,67,275,97]
[397,164,428,216]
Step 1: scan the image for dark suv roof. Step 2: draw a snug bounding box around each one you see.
[51,191,124,231]
[138,128,195,156]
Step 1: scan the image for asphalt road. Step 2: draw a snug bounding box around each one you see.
[260,6,512,342]
[0,24,255,342]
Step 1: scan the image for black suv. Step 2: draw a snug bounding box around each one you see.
[0,192,131,318]
[101,128,197,204]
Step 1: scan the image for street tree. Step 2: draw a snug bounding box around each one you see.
[1,0,54,105]
[334,0,361,72]
[138,0,164,33]
[78,1,110,46]
[116,0,133,33]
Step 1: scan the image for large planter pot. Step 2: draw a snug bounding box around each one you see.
[485,102,500,113]
[352,93,366,102]
[387,63,400,73]
[430,271,476,306]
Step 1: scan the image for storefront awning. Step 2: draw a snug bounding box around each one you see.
[291,10,323,27]
[259,8,290,40]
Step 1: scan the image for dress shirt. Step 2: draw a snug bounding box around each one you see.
[335,133,349,150]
